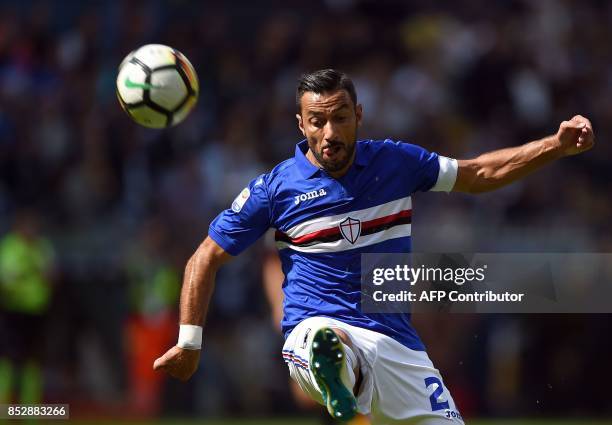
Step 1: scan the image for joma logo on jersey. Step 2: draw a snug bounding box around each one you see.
[294,189,327,205]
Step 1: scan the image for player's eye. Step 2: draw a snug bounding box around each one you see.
[335,115,348,123]
[311,119,324,128]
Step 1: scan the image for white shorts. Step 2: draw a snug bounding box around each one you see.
[282,316,464,425]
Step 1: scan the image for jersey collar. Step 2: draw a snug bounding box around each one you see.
[295,139,371,179]
[295,140,319,178]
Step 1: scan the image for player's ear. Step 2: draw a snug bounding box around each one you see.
[296,114,306,137]
[355,103,363,128]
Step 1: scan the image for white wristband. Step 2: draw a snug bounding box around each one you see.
[177,324,203,350]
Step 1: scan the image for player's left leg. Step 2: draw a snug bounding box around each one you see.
[368,337,464,425]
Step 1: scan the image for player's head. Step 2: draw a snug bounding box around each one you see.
[296,69,363,176]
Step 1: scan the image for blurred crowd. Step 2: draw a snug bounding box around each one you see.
[0,0,611,421]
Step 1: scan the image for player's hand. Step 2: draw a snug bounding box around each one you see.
[555,115,595,157]
[153,345,201,381]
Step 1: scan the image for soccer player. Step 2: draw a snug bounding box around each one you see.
[154,69,594,424]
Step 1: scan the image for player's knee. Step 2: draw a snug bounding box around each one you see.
[332,327,349,343]
[331,328,359,367]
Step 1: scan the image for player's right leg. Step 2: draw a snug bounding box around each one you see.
[282,317,362,421]
[310,327,357,420]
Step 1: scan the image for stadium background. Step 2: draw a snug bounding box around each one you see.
[0,0,611,423]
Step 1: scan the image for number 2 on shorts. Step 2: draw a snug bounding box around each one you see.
[424,376,450,411]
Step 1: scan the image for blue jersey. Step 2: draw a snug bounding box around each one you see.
[209,139,443,351]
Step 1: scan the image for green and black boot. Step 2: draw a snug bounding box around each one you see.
[310,328,358,422]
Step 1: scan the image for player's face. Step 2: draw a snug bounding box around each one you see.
[297,90,363,177]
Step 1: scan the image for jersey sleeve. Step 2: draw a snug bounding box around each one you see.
[208,175,272,256]
[393,141,457,193]
[393,141,440,192]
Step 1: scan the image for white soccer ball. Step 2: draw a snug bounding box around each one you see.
[116,44,199,128]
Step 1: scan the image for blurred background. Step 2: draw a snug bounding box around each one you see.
[0,0,611,423]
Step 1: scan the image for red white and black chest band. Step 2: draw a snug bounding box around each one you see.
[275,196,412,253]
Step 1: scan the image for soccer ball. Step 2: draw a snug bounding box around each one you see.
[116,44,199,128]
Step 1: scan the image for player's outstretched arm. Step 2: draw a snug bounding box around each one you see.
[453,115,595,193]
[153,236,231,381]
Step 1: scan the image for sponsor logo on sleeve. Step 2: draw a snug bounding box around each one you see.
[231,187,251,212]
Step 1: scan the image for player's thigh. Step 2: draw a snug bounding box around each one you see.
[282,316,364,406]
[281,316,335,405]
[371,352,463,424]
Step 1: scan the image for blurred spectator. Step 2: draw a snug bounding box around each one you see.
[0,210,55,405]
[123,216,180,417]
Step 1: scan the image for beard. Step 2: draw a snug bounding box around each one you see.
[311,140,356,172]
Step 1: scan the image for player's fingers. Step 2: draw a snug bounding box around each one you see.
[153,353,191,381]
[153,348,176,371]
[578,139,595,152]
[153,355,167,371]
[562,119,586,130]
[161,362,190,381]
[571,114,589,124]
[571,115,592,130]
[583,129,595,147]
[578,127,587,143]
[577,129,595,148]
[579,126,594,143]
[560,121,581,132]
[582,118,592,130]
[154,359,186,380]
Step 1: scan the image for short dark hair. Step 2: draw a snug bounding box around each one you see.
[296,69,357,113]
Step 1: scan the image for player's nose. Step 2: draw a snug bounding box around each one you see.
[323,122,340,143]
